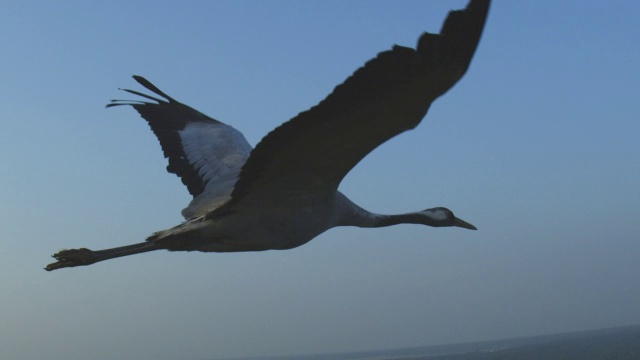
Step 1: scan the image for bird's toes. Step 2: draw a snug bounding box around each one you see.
[46,248,96,271]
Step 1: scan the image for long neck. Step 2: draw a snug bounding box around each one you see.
[348,212,435,228]
[334,193,439,228]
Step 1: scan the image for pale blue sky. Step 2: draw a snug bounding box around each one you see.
[1,1,639,359]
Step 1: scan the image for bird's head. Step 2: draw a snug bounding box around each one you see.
[420,207,477,230]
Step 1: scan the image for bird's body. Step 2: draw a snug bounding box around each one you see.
[156,192,351,253]
[46,0,490,271]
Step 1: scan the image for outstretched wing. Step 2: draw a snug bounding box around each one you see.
[107,76,252,219]
[217,0,490,213]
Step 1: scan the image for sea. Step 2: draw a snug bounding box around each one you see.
[212,324,640,360]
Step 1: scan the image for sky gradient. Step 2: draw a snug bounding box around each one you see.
[1,1,639,359]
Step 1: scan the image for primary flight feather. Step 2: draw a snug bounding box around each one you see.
[46,0,490,271]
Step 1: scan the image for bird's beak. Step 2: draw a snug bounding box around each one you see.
[454,217,477,230]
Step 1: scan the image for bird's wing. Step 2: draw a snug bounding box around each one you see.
[107,76,253,219]
[215,0,489,214]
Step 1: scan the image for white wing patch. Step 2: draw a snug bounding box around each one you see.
[179,122,252,219]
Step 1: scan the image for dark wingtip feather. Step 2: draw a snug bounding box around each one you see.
[105,99,149,108]
[414,0,489,92]
[442,0,490,36]
[104,77,173,108]
[132,75,177,103]
[439,0,489,55]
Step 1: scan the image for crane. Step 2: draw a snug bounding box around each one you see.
[46,0,490,271]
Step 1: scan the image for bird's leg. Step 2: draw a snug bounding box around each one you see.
[45,241,161,271]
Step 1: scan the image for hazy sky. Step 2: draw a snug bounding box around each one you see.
[1,1,639,359]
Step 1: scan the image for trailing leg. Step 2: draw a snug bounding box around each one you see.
[45,241,161,271]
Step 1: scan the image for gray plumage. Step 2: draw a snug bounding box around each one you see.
[46,0,489,271]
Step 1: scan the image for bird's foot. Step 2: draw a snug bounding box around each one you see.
[45,248,97,271]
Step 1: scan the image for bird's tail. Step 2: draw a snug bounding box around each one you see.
[145,215,210,242]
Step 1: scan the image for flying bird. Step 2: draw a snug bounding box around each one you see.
[46,0,490,271]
